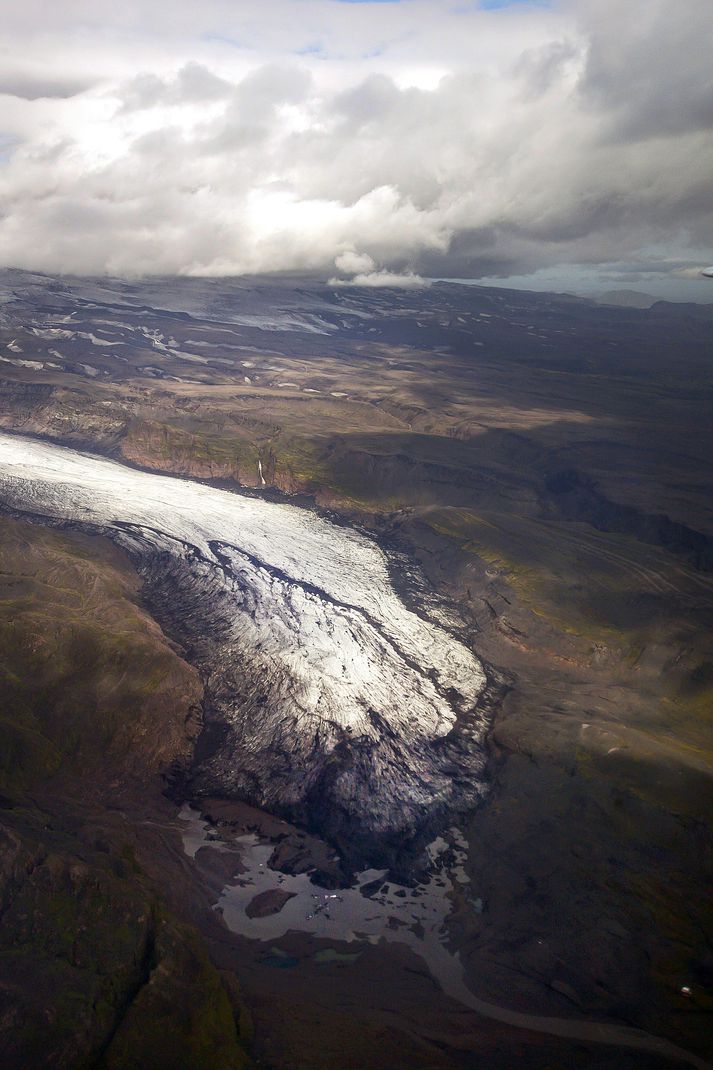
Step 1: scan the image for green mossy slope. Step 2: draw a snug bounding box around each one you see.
[0,518,252,1070]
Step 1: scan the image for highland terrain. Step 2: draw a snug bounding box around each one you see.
[0,269,711,1069]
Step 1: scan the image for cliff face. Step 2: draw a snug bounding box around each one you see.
[0,380,128,448]
[121,418,265,487]
[0,517,252,1070]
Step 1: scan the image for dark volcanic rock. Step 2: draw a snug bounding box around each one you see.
[245,889,297,918]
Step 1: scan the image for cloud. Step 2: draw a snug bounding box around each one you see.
[0,0,710,289]
[0,71,92,100]
[675,266,713,280]
[119,63,232,112]
[330,249,426,286]
[334,250,376,273]
[329,271,427,288]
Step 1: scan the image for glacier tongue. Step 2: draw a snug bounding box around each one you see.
[0,432,490,853]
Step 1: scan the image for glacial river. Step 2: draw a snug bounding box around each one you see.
[181,805,711,1070]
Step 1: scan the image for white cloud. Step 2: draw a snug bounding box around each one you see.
[0,0,709,287]
[675,266,713,280]
[329,270,427,289]
[334,250,376,275]
[331,249,426,287]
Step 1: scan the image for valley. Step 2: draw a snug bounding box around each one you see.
[0,270,711,1069]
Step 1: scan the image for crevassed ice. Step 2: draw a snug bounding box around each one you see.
[0,432,491,840]
[0,432,485,737]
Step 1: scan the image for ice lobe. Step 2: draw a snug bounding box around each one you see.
[0,433,489,853]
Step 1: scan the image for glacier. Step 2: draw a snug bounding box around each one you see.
[0,432,490,857]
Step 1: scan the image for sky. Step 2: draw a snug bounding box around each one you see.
[0,0,711,298]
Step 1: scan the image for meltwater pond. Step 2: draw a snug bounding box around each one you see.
[179,803,482,1007]
[180,805,713,1070]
